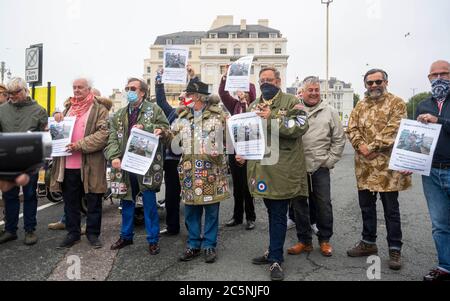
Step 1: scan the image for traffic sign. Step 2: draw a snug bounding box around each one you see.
[25,44,43,85]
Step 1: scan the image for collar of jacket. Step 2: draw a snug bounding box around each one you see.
[63,96,112,112]
[10,97,35,107]
[256,91,283,109]
[302,100,327,116]
[179,102,221,120]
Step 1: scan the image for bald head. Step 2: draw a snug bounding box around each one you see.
[428,60,450,81]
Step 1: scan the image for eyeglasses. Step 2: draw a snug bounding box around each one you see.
[125,86,138,92]
[8,89,23,96]
[366,80,384,87]
[258,78,276,85]
[428,72,450,80]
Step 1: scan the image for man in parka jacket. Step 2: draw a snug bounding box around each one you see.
[236,67,309,281]
[105,78,169,255]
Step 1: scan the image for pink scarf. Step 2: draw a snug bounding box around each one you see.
[68,93,94,117]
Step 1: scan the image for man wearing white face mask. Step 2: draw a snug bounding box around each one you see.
[105,78,169,255]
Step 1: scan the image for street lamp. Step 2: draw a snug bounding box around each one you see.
[321,0,333,106]
[411,88,417,119]
[0,61,12,84]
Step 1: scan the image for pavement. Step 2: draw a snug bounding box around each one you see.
[0,144,437,281]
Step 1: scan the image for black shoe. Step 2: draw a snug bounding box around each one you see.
[110,238,133,250]
[252,250,271,265]
[423,268,450,281]
[149,243,160,255]
[0,231,18,244]
[245,220,255,230]
[159,228,179,236]
[179,248,201,261]
[270,262,284,281]
[87,235,103,249]
[204,248,217,263]
[57,235,80,249]
[225,218,242,227]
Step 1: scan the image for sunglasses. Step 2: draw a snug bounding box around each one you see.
[125,86,138,92]
[366,80,384,87]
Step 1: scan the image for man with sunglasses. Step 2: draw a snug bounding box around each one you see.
[0,84,8,105]
[416,60,450,281]
[0,77,48,246]
[347,69,411,270]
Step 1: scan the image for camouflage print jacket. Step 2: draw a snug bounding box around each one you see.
[347,92,411,192]
[167,96,230,206]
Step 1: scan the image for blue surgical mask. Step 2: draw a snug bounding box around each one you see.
[431,78,450,100]
[127,91,139,103]
[260,83,280,100]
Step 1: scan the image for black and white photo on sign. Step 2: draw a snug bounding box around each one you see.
[225,56,254,92]
[227,112,265,160]
[48,116,76,157]
[165,52,186,69]
[162,46,189,85]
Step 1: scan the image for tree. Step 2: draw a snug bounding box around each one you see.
[407,92,431,119]
[353,93,360,108]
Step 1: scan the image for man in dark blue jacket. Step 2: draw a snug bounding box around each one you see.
[416,60,450,282]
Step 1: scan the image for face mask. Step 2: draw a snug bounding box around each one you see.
[431,78,450,100]
[260,83,280,100]
[127,91,139,104]
[184,97,195,108]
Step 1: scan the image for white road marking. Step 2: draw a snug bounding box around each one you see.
[0,202,59,226]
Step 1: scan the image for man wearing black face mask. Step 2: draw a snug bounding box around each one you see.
[416,60,450,282]
[236,67,309,281]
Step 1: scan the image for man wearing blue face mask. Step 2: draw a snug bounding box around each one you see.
[105,78,169,255]
[416,60,450,282]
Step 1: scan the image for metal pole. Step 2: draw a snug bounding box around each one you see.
[326,3,330,106]
[32,83,36,100]
[0,62,5,84]
[47,82,52,117]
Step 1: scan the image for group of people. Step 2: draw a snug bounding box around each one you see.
[0,59,449,282]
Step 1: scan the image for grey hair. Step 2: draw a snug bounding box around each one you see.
[363,69,388,83]
[301,76,320,89]
[259,67,281,80]
[73,77,94,89]
[6,77,29,95]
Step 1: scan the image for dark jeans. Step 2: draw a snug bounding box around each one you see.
[264,198,290,263]
[62,169,103,240]
[293,168,333,243]
[229,155,255,222]
[358,190,403,250]
[164,159,181,234]
[3,173,38,234]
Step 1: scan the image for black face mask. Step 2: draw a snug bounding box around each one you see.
[260,83,280,100]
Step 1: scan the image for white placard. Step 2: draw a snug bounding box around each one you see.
[225,56,254,92]
[121,128,159,176]
[227,112,265,160]
[48,117,76,157]
[162,46,189,84]
[389,119,442,176]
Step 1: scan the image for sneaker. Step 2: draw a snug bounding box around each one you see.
[225,218,242,227]
[24,231,38,246]
[388,249,402,270]
[287,218,296,230]
[423,268,450,282]
[311,223,319,235]
[287,242,313,255]
[245,220,255,231]
[204,248,217,263]
[149,243,160,255]
[179,248,201,261]
[57,235,81,249]
[347,241,378,257]
[48,221,65,230]
[269,262,284,281]
[252,250,271,265]
[87,235,103,249]
[0,231,18,244]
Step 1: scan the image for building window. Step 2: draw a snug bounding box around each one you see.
[233,48,241,56]
[220,65,228,76]
[251,66,255,75]
[166,39,173,45]
[209,33,217,39]
[261,44,269,54]
[247,48,254,54]
[194,39,201,45]
[249,32,258,39]
[158,51,163,59]
[269,33,278,38]
[206,44,214,55]
[147,79,151,85]
[147,66,151,73]
[189,51,192,59]
[275,48,282,54]
[229,33,238,39]
[220,48,228,55]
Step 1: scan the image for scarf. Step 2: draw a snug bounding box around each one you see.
[68,93,95,117]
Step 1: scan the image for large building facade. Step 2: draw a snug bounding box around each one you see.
[144,16,289,105]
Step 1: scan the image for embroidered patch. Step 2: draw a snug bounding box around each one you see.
[257,181,267,193]
[183,161,192,171]
[296,115,307,126]
[153,164,161,171]
[194,187,203,196]
[208,175,216,183]
[204,184,214,195]
[185,190,194,202]
[184,178,193,189]
[154,173,162,184]
[119,183,128,194]
[143,176,152,185]
[204,196,213,202]
[195,169,203,178]
[204,161,212,169]
[156,154,162,161]
[177,166,183,174]
[194,179,203,188]
[216,187,224,195]
[116,172,122,180]
[287,119,296,129]
[195,160,204,169]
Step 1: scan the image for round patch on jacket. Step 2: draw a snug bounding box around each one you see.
[195,160,204,169]
[257,181,267,193]
[195,188,203,196]
[153,164,161,172]
[183,161,192,171]
[184,178,193,189]
[185,190,194,202]
[195,179,203,188]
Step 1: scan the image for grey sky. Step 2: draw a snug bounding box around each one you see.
[1,0,449,108]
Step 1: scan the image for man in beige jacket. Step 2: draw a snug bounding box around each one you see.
[287,76,345,257]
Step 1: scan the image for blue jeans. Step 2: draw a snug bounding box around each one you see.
[422,168,450,273]
[3,174,38,234]
[184,203,220,249]
[120,174,159,244]
[264,199,290,263]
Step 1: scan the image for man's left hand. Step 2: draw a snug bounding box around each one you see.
[256,105,271,120]
[417,114,438,124]
[66,143,80,152]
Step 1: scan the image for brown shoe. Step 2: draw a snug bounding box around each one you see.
[110,238,133,250]
[388,249,402,270]
[149,243,160,255]
[347,241,378,257]
[319,242,333,257]
[287,242,313,255]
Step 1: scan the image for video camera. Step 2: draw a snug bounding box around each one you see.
[0,132,52,181]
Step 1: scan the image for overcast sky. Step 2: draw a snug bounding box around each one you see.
[1,0,449,108]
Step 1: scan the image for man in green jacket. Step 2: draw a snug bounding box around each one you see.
[236,67,309,281]
[0,77,48,246]
[105,78,169,255]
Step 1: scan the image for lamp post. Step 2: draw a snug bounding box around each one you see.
[0,61,12,84]
[411,88,417,119]
[321,0,333,106]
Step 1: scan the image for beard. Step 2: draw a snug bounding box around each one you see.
[366,87,385,98]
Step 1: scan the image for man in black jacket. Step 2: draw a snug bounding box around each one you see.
[416,60,450,282]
